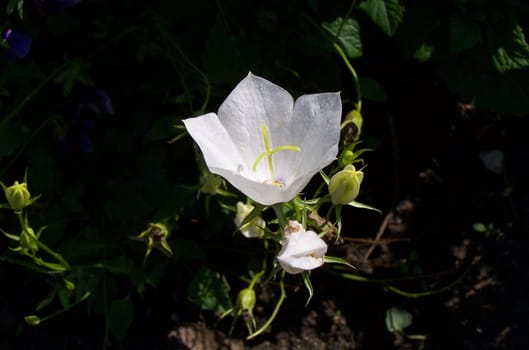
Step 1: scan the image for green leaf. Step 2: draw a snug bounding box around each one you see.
[488,24,529,72]
[53,60,92,96]
[385,306,412,333]
[323,17,363,59]
[6,0,23,18]
[187,267,232,314]
[450,14,482,54]
[359,0,404,37]
[108,297,134,341]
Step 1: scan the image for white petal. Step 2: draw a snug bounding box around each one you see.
[183,113,245,174]
[277,223,328,274]
[293,93,342,177]
[215,173,293,205]
[217,73,295,174]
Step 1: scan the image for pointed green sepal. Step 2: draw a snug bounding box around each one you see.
[324,255,356,270]
[346,200,381,213]
[301,271,314,307]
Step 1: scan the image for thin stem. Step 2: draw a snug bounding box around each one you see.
[334,0,358,39]
[0,115,58,178]
[0,64,65,129]
[39,291,91,323]
[247,271,286,340]
[332,42,362,112]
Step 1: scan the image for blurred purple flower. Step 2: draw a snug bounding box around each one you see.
[55,87,113,157]
[1,29,32,59]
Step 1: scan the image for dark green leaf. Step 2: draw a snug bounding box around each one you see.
[187,267,232,314]
[171,239,206,261]
[439,59,529,114]
[108,298,134,341]
[323,17,363,59]
[6,0,23,18]
[450,14,482,53]
[359,0,404,37]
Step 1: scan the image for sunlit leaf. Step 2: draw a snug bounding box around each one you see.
[323,17,362,59]
[489,24,529,72]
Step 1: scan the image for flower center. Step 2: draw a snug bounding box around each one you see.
[252,124,300,186]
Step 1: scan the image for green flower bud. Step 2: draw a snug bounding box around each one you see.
[338,150,355,167]
[5,181,31,212]
[20,227,39,253]
[328,165,364,205]
[237,287,256,312]
[24,315,41,326]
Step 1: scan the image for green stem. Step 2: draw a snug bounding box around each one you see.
[334,0,358,39]
[332,42,362,112]
[17,213,70,269]
[38,291,91,323]
[333,268,462,298]
[247,271,286,340]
